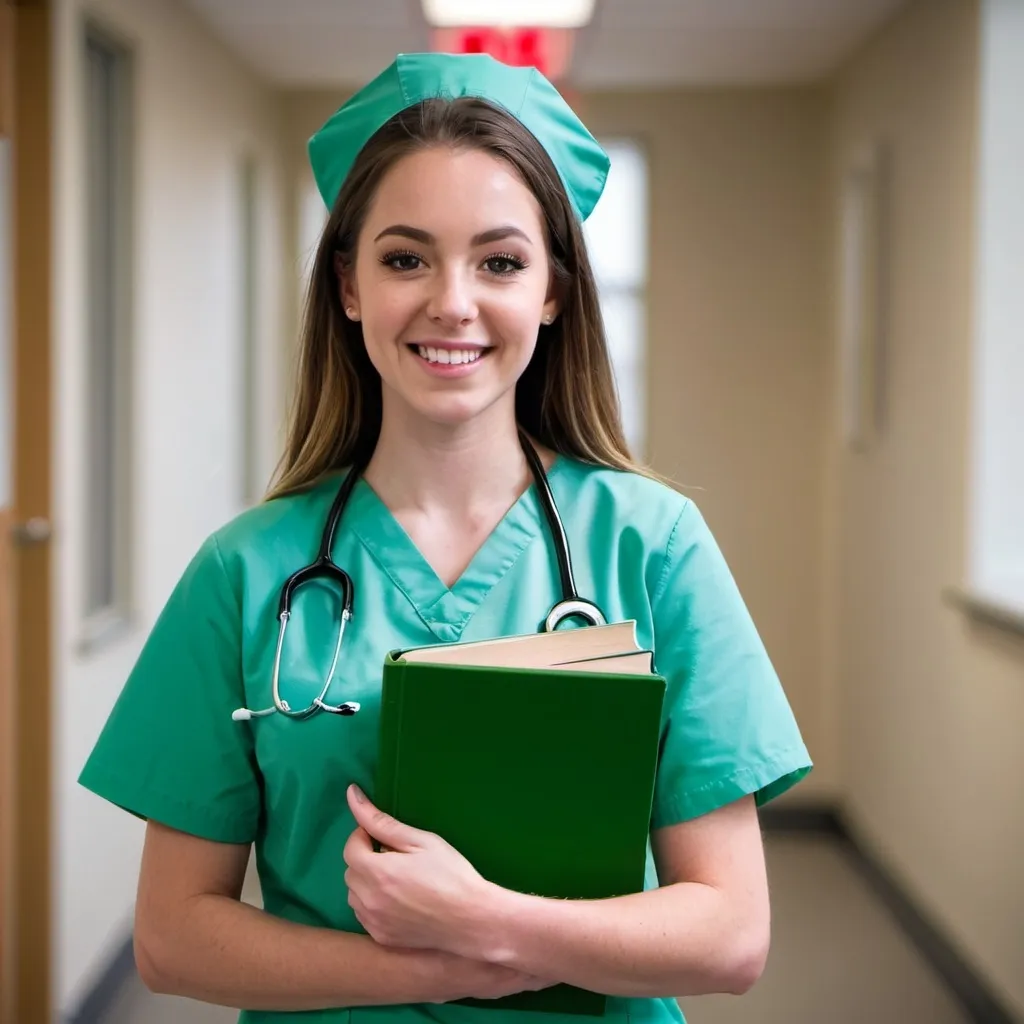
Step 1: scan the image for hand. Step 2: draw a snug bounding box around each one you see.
[343,784,496,958]
[420,950,559,1004]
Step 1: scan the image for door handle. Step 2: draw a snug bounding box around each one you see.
[11,516,52,546]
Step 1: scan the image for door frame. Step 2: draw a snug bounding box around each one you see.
[0,5,15,1018]
[1,2,53,1022]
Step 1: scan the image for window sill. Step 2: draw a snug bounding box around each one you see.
[943,586,1024,638]
[76,606,133,656]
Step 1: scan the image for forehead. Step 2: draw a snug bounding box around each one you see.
[363,146,545,237]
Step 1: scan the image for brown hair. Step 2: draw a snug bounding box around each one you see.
[267,97,651,500]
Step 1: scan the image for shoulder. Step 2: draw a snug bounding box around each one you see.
[553,458,731,601]
[199,473,345,576]
[553,456,694,539]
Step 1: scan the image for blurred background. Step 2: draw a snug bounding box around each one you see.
[1,0,1022,1021]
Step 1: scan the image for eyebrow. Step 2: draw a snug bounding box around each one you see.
[373,224,534,247]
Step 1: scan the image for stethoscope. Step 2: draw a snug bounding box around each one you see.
[232,430,606,723]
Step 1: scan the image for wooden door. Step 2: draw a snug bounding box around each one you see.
[0,2,53,1022]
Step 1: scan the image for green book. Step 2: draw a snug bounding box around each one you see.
[374,622,667,1017]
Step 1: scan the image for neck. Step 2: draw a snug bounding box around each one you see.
[363,397,535,516]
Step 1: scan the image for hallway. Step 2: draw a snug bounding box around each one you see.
[3,1,1024,1022]
[100,834,971,1024]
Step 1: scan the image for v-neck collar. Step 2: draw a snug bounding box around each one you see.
[346,457,567,643]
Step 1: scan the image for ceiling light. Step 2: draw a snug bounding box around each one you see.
[421,0,595,29]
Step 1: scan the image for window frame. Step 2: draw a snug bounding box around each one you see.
[78,21,135,651]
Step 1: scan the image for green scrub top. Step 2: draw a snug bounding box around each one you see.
[79,455,812,1024]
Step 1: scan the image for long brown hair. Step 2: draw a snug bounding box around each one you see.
[267,97,650,500]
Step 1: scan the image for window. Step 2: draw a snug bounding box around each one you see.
[964,0,1024,619]
[299,172,327,304]
[83,27,133,635]
[583,139,649,458]
[237,154,260,506]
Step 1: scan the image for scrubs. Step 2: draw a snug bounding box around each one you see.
[80,455,812,1024]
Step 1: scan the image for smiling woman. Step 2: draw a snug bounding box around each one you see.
[77,51,812,1024]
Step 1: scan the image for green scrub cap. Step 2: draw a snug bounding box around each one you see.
[308,52,610,222]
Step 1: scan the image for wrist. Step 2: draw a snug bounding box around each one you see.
[466,881,532,967]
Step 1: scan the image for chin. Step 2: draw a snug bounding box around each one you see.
[410,392,501,429]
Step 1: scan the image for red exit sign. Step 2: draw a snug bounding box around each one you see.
[431,26,575,80]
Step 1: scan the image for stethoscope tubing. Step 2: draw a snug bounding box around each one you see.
[232,431,605,723]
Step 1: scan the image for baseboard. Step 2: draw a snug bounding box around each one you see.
[758,803,845,836]
[64,934,135,1024]
[760,803,1020,1024]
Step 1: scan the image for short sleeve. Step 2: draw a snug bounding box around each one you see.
[650,500,812,829]
[78,533,261,844]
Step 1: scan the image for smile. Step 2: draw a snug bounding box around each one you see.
[414,346,488,365]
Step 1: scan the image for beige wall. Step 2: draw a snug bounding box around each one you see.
[55,0,289,1011]
[582,89,836,801]
[284,87,839,803]
[828,0,1024,1014]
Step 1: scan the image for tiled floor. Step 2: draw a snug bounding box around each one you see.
[102,835,969,1024]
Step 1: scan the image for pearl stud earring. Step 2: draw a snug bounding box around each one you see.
[542,313,554,325]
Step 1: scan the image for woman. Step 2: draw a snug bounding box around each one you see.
[80,52,812,1024]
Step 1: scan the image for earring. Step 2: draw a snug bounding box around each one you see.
[346,307,359,321]
[542,313,554,325]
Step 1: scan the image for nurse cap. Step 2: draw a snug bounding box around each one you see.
[308,52,610,222]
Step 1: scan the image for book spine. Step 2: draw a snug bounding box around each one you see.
[374,659,404,819]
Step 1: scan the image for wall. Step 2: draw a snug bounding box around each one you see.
[828,0,1024,1014]
[52,0,288,1012]
[582,88,835,801]
[283,87,838,804]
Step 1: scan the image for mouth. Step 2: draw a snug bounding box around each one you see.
[408,344,492,367]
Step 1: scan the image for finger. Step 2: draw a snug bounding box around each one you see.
[348,886,367,917]
[342,825,375,868]
[347,785,428,852]
[348,889,371,932]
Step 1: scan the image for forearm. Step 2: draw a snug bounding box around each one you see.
[136,894,454,1011]
[479,881,767,999]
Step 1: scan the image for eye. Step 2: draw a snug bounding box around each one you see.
[484,253,528,277]
[379,250,424,272]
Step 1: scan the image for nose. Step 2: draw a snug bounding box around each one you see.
[427,266,478,328]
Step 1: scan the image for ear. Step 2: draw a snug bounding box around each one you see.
[335,252,360,321]
[542,274,564,325]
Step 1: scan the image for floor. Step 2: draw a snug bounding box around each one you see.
[101,835,970,1024]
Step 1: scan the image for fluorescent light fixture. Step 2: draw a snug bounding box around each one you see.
[422,0,595,29]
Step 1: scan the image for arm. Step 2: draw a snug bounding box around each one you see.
[134,820,555,1011]
[346,788,770,999]
[478,795,770,997]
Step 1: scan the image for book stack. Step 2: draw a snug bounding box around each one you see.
[375,622,666,1016]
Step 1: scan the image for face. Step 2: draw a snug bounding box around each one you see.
[340,146,559,430]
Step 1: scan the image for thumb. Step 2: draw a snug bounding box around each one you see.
[347,784,427,852]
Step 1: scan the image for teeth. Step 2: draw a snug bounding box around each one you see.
[416,346,483,365]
